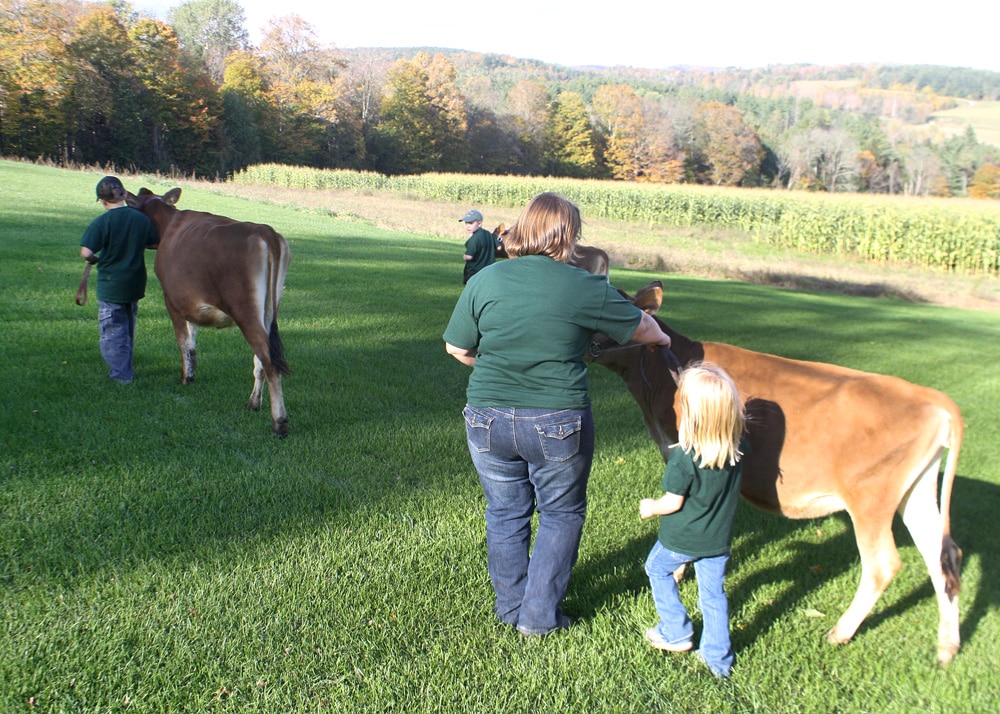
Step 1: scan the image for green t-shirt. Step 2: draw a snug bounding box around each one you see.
[443,254,643,409]
[80,207,158,303]
[463,227,496,280]
[657,438,749,557]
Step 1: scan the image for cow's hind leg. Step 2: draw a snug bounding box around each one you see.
[248,355,288,437]
[827,512,901,647]
[172,318,197,384]
[249,354,265,412]
[898,458,961,665]
[265,364,287,438]
[245,327,288,437]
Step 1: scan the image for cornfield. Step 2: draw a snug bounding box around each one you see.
[231,165,1000,274]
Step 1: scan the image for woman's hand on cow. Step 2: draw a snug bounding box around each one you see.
[630,311,671,347]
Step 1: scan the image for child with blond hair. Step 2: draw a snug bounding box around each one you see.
[639,362,748,678]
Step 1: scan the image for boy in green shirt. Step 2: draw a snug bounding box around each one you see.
[459,209,496,284]
[79,176,158,383]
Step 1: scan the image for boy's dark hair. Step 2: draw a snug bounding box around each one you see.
[96,176,126,202]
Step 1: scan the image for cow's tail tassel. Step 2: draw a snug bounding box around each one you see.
[270,320,291,375]
[939,407,963,600]
[941,536,962,599]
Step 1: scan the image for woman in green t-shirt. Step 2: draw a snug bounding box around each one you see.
[444,192,671,636]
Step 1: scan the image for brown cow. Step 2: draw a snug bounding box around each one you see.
[589,281,963,664]
[128,187,291,437]
[494,224,610,277]
[492,224,509,259]
[570,244,610,278]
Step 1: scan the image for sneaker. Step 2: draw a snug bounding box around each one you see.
[644,627,693,652]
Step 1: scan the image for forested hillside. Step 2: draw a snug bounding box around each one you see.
[3,0,999,198]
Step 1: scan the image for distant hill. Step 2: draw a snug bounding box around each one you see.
[339,49,1000,147]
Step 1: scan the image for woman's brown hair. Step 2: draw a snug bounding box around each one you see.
[503,192,580,263]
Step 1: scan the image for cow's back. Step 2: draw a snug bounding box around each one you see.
[154,210,288,321]
[702,341,960,518]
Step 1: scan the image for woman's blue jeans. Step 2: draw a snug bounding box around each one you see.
[463,405,594,634]
[98,300,138,383]
[645,541,734,677]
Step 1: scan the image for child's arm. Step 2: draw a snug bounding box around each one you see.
[639,492,685,520]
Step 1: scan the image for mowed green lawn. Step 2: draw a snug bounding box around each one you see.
[1,161,999,713]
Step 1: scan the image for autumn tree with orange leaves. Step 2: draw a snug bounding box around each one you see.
[592,84,684,183]
[692,101,764,186]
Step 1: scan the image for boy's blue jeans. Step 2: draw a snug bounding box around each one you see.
[463,405,594,635]
[98,300,138,383]
[645,541,734,677]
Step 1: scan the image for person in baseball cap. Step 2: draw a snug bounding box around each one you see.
[78,176,159,383]
[458,208,494,284]
[95,175,126,202]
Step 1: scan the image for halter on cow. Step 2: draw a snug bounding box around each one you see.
[589,281,963,665]
[129,187,291,437]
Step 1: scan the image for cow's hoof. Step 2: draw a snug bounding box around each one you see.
[825,628,850,646]
[246,400,261,412]
[937,644,959,666]
[272,420,289,438]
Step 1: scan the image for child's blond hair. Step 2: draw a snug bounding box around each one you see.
[676,362,745,469]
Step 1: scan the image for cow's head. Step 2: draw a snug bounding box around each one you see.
[126,187,183,211]
[588,280,687,455]
[493,223,508,259]
[587,281,665,363]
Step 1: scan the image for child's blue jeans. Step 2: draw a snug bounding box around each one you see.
[645,540,734,677]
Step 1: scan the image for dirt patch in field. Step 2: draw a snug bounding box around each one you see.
[194,181,1000,313]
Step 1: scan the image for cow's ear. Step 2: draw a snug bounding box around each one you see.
[163,188,182,206]
[493,223,505,237]
[633,281,663,314]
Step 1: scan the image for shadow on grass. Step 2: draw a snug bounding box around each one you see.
[950,475,1000,648]
[738,270,928,303]
[571,506,856,642]
[570,472,1000,660]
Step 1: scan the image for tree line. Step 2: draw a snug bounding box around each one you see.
[2,0,999,198]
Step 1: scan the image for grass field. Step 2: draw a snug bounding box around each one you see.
[929,101,1000,147]
[2,160,999,712]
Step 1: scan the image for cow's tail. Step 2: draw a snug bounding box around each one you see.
[269,320,290,376]
[266,232,291,376]
[939,402,964,599]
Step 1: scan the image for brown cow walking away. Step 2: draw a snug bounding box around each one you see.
[129,187,291,437]
[589,281,963,665]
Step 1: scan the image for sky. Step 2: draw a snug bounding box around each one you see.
[132,0,1000,74]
